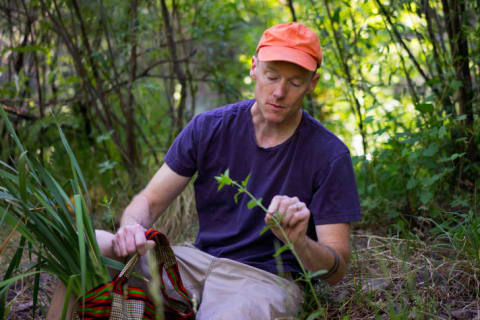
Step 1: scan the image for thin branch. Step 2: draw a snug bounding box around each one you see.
[288,0,297,22]
[160,0,188,134]
[318,0,368,154]
[1,105,39,120]
[375,0,435,89]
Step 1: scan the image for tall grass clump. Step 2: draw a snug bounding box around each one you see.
[0,107,111,318]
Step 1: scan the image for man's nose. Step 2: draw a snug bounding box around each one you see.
[273,80,287,99]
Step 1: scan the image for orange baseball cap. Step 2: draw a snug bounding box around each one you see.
[256,22,322,71]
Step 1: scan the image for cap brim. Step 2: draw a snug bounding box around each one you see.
[258,46,317,71]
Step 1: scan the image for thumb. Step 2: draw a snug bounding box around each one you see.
[146,240,156,250]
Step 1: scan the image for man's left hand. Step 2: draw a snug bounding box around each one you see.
[265,195,309,247]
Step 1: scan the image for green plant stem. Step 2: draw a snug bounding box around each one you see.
[230,180,322,309]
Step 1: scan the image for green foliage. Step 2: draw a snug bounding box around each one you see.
[354,109,479,236]
[0,107,112,314]
[425,208,480,267]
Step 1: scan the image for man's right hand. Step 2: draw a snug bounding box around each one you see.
[112,224,156,257]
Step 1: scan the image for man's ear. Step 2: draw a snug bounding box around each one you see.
[307,72,320,94]
[250,56,258,80]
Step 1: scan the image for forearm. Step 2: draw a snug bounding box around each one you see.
[120,193,155,227]
[293,236,348,285]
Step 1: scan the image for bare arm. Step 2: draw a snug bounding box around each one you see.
[265,195,351,285]
[113,163,191,257]
[121,163,191,227]
[293,223,350,285]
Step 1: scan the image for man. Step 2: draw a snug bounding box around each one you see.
[48,22,361,319]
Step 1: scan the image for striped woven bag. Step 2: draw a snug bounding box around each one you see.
[75,229,195,320]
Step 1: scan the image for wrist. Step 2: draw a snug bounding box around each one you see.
[293,234,309,252]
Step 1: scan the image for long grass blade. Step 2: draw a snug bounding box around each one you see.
[0,203,11,227]
[18,151,28,202]
[0,271,43,288]
[74,194,86,300]
[0,159,16,172]
[0,192,17,202]
[0,105,39,183]
[61,276,75,320]
[58,124,90,207]
[81,197,108,281]
[0,236,26,320]
[32,265,40,318]
[0,220,20,256]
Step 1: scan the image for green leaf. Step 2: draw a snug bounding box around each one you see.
[414,103,434,114]
[0,192,17,201]
[18,151,28,202]
[308,269,328,278]
[423,174,442,187]
[61,276,75,320]
[333,7,341,23]
[449,80,463,89]
[363,115,374,124]
[0,271,43,288]
[58,124,90,207]
[273,244,290,257]
[74,194,86,298]
[32,266,40,318]
[247,199,257,209]
[306,310,323,320]
[423,143,438,157]
[259,224,272,235]
[233,190,241,203]
[215,170,233,191]
[96,130,114,143]
[0,105,39,182]
[406,178,417,190]
[439,153,465,163]
[420,191,433,205]
[241,173,251,187]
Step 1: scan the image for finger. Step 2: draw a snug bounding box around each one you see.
[112,237,121,257]
[135,231,148,256]
[284,201,306,226]
[282,202,299,226]
[125,229,137,255]
[288,207,309,228]
[146,240,156,250]
[265,211,272,224]
[277,197,296,217]
[267,196,282,215]
[115,232,128,257]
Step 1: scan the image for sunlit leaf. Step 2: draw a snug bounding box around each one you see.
[241,173,251,187]
[273,244,289,257]
[247,199,257,209]
[414,103,434,114]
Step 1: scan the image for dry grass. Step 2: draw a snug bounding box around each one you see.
[306,231,480,319]
[153,182,198,244]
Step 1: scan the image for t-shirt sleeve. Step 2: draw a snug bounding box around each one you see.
[310,152,362,225]
[164,115,202,177]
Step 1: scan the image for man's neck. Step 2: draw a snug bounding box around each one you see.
[250,103,302,148]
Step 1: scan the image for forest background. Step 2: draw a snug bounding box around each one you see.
[0,0,479,318]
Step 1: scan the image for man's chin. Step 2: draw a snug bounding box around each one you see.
[264,113,286,124]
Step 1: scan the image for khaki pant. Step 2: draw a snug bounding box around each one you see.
[137,244,304,320]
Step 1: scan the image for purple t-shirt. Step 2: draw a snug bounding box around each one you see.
[165,99,361,274]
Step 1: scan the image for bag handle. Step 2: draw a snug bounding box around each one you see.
[118,253,139,279]
[145,229,195,319]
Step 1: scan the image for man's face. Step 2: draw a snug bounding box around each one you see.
[250,56,320,125]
